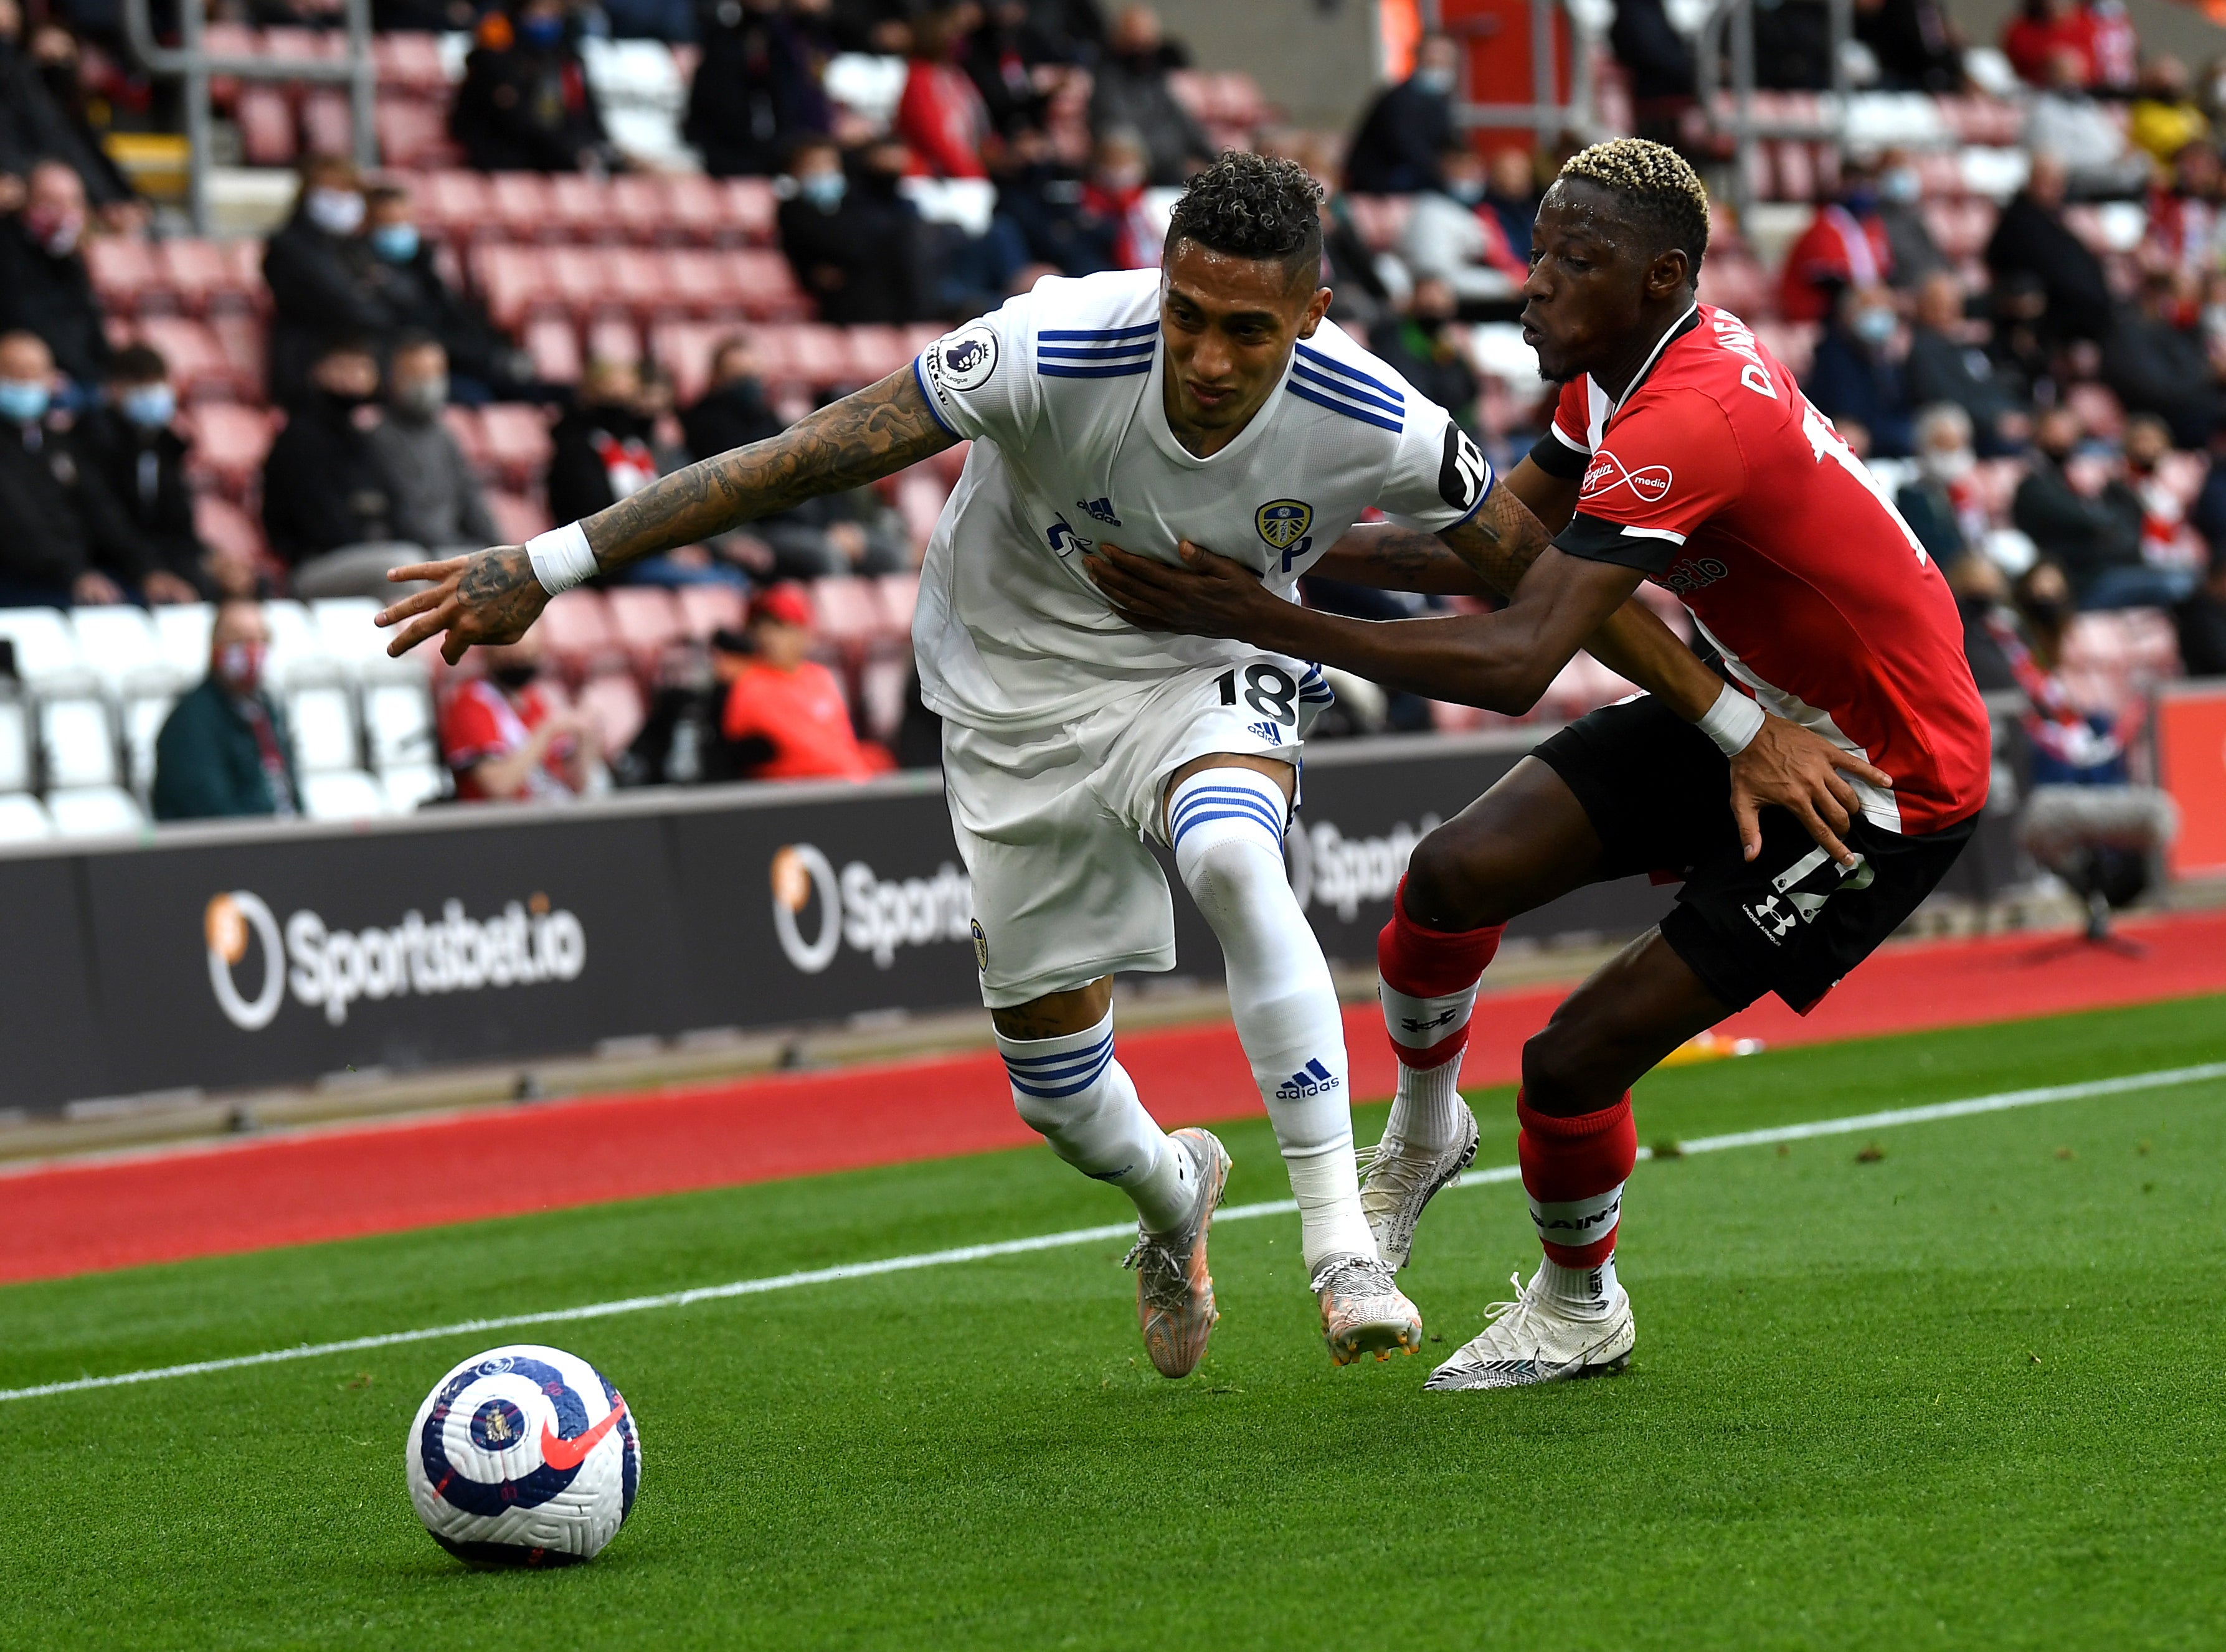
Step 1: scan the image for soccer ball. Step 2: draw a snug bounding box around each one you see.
[404,1343,641,1567]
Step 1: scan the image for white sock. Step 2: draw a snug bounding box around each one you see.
[1386,1054,1468,1153]
[1169,768,1376,1272]
[997,1009,1193,1231]
[1535,1252,1621,1321]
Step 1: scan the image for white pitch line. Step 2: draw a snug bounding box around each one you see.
[5,1060,2223,1405]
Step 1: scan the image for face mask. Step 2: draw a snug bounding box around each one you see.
[1096,163,1145,193]
[120,383,175,428]
[305,186,365,236]
[520,14,564,45]
[1414,65,1456,95]
[369,222,420,263]
[0,380,50,423]
[1921,446,1974,483]
[1853,306,1897,346]
[1880,168,1920,204]
[394,375,448,419]
[2022,596,2068,630]
[217,641,265,693]
[26,206,82,257]
[321,385,374,415]
[491,661,539,691]
[798,171,846,210]
[1447,179,1485,205]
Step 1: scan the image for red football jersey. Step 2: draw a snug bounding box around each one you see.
[1540,303,1990,834]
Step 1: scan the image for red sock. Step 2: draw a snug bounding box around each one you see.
[1376,876,1505,1070]
[1517,1091,1636,1267]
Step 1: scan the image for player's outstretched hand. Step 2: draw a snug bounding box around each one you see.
[1083,539,1272,638]
[376,546,551,666]
[1730,714,1893,868]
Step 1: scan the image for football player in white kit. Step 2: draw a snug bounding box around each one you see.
[376,154,1858,1379]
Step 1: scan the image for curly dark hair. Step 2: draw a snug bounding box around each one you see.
[1163,151,1324,285]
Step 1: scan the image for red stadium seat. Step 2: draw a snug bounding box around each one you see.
[210,311,265,389]
[891,471,948,553]
[649,320,729,404]
[525,317,581,384]
[222,238,270,309]
[786,324,853,390]
[547,172,613,240]
[440,405,488,477]
[575,668,647,753]
[194,493,269,565]
[136,316,244,399]
[675,582,746,640]
[585,316,643,366]
[602,585,686,671]
[543,244,612,316]
[472,242,550,331]
[877,572,920,637]
[262,26,341,60]
[721,177,778,245]
[902,322,947,360]
[485,488,553,547]
[658,172,728,244]
[477,403,556,487]
[729,248,809,320]
[83,236,165,314]
[372,31,448,93]
[163,238,253,313]
[486,172,559,241]
[236,85,296,168]
[536,588,622,679]
[185,402,278,498]
[846,324,913,384]
[809,577,883,656]
[376,98,454,171]
[412,170,493,240]
[605,247,674,321]
[606,173,671,243]
[299,90,353,158]
[664,248,732,315]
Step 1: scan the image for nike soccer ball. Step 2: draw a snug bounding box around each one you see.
[405,1343,641,1567]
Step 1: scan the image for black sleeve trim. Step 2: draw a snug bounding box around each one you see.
[1553,511,1679,576]
[1527,431,1591,481]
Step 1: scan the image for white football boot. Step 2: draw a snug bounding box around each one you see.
[1122,1128,1232,1379]
[1311,1253,1424,1365]
[1423,1268,1635,1391]
[1357,1101,1480,1271]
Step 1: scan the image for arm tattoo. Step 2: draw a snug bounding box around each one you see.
[1355,524,1486,590]
[457,545,547,641]
[581,368,957,570]
[1434,483,1550,599]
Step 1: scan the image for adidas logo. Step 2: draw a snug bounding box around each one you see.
[1276,1059,1342,1100]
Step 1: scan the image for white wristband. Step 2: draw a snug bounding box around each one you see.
[1697,681,1765,756]
[524,521,598,596]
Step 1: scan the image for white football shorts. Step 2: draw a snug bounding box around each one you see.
[943,656,1332,1008]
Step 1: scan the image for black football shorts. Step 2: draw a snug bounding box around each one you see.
[1531,694,1977,1014]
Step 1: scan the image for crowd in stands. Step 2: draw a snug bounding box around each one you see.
[0,0,2220,849]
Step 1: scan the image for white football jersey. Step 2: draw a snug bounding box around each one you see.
[909,268,1494,735]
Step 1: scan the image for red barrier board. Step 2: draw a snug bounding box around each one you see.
[2159,683,2226,879]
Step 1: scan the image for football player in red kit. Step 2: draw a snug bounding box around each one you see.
[1086,138,1992,1390]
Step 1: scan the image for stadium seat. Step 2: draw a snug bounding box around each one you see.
[83,235,164,314]
[526,316,582,384]
[587,316,643,366]
[70,607,171,695]
[211,311,267,389]
[808,577,884,656]
[311,597,401,681]
[0,793,54,841]
[602,586,686,671]
[365,682,437,772]
[606,172,671,243]
[858,654,908,745]
[41,697,119,789]
[235,85,296,168]
[193,494,268,565]
[412,170,494,241]
[0,608,90,690]
[649,320,731,404]
[486,489,554,546]
[846,324,914,384]
[151,603,215,681]
[538,589,623,679]
[729,249,809,320]
[441,405,488,475]
[575,669,647,755]
[722,177,779,244]
[262,600,329,688]
[675,583,745,640]
[48,784,144,838]
[878,572,920,637]
[0,698,31,792]
[287,685,361,773]
[477,403,556,488]
[135,316,244,400]
[299,90,353,159]
[186,402,278,498]
[784,324,853,391]
[161,239,253,313]
[373,31,450,92]
[891,471,949,553]
[487,172,559,241]
[382,762,447,811]
[121,691,176,795]
[301,768,392,820]
[376,98,453,170]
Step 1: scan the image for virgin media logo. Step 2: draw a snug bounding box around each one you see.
[1581,450,1672,504]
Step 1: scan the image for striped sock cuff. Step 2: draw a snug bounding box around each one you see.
[1167,768,1289,857]
[997,1012,1117,1100]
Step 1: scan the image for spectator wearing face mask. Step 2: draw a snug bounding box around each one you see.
[361,183,529,407]
[1779,171,1894,324]
[1480,148,1542,258]
[1872,151,1949,291]
[366,334,498,556]
[551,357,746,587]
[1077,130,1157,270]
[776,138,928,325]
[1343,33,1460,195]
[450,0,615,175]
[990,124,1110,278]
[151,601,303,821]
[260,339,410,596]
[78,344,231,600]
[685,0,833,179]
[1806,285,1916,456]
[680,334,783,460]
[0,329,166,608]
[721,582,892,781]
[0,159,107,393]
[262,157,395,412]
[1368,275,1479,432]
[1398,144,1527,316]
[1895,403,1989,564]
[1905,271,2029,453]
[1087,5,1210,187]
[441,630,604,802]
[2012,406,2163,608]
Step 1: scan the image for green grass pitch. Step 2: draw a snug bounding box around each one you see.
[5,994,2225,1650]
